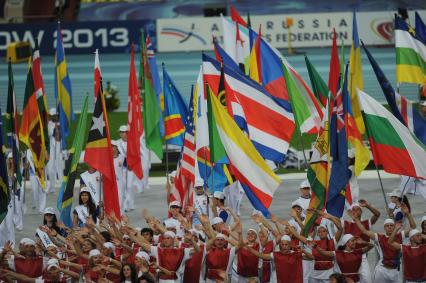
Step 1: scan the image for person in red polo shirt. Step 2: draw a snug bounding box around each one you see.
[388,228,426,283]
[349,204,416,283]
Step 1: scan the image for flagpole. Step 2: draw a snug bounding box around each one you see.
[165,143,169,179]
[297,132,309,169]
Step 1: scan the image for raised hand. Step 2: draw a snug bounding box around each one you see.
[359,199,369,207]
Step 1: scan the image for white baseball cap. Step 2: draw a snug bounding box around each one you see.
[20,238,35,246]
[408,229,421,239]
[211,217,224,225]
[281,235,291,242]
[89,249,101,258]
[136,251,150,263]
[213,191,225,200]
[348,148,356,158]
[169,201,181,208]
[46,258,60,271]
[340,234,354,246]
[384,218,395,225]
[110,140,119,146]
[80,187,91,194]
[103,242,116,253]
[350,202,361,210]
[164,231,176,238]
[194,179,204,187]
[299,180,310,189]
[169,170,176,178]
[291,200,304,209]
[44,207,56,215]
[387,189,402,198]
[49,108,57,115]
[119,125,128,132]
[420,100,426,106]
[215,233,226,239]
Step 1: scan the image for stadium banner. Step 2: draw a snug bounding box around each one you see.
[157,10,426,52]
[0,20,155,56]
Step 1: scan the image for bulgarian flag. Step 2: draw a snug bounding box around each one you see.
[358,89,426,179]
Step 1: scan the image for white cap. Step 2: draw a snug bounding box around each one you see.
[387,189,402,198]
[169,170,176,178]
[422,215,426,223]
[317,225,328,231]
[281,235,291,242]
[49,108,57,115]
[215,233,226,239]
[80,187,91,194]
[103,242,115,253]
[136,251,150,263]
[420,100,426,106]
[164,221,177,229]
[44,207,56,215]
[211,217,224,225]
[213,191,225,200]
[350,202,361,210]
[20,238,35,246]
[7,152,12,159]
[169,200,181,208]
[384,218,395,225]
[299,180,310,189]
[89,249,101,258]
[408,229,421,239]
[340,234,354,246]
[46,258,59,271]
[247,228,258,236]
[194,179,204,187]
[119,125,128,132]
[123,234,131,239]
[163,231,176,238]
[46,243,57,249]
[111,140,119,146]
[291,200,304,208]
[348,148,356,158]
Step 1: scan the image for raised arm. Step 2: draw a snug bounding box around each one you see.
[244,244,272,260]
[401,205,416,235]
[359,199,380,225]
[252,214,280,239]
[311,243,335,258]
[387,226,402,251]
[1,269,35,283]
[319,210,343,242]
[347,210,375,240]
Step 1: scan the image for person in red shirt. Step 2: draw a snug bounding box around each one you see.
[245,234,310,283]
[349,205,416,283]
[232,228,260,282]
[179,229,204,282]
[388,228,426,283]
[313,234,373,283]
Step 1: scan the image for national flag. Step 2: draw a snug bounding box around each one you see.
[163,65,188,146]
[235,23,247,74]
[19,64,47,189]
[127,46,143,180]
[282,63,321,135]
[213,38,241,73]
[305,55,329,107]
[206,84,227,163]
[32,42,49,151]
[415,11,426,44]
[203,54,295,163]
[362,41,426,145]
[395,14,426,85]
[230,5,248,27]
[140,31,163,160]
[359,89,426,178]
[303,100,330,235]
[249,27,262,84]
[326,65,351,218]
[5,61,22,187]
[207,87,281,217]
[180,87,196,182]
[84,52,120,218]
[146,34,165,137]
[328,29,340,97]
[54,22,74,147]
[0,108,10,224]
[57,96,88,227]
[349,11,366,136]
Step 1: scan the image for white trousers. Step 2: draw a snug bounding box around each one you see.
[359,254,372,283]
[373,264,400,283]
[30,175,46,213]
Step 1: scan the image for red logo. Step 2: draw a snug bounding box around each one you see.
[371,19,394,42]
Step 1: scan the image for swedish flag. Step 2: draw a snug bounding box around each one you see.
[54,22,74,147]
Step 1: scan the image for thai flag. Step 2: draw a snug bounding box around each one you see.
[202,54,295,163]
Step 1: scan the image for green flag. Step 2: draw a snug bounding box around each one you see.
[141,31,163,159]
[57,96,89,227]
[5,60,22,187]
[0,108,10,224]
[206,84,227,163]
[305,56,329,107]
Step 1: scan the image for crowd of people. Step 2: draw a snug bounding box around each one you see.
[0,173,425,282]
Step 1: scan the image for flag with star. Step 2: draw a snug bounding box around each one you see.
[84,52,120,218]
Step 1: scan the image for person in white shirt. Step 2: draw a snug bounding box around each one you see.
[192,181,209,228]
[26,149,46,214]
[294,180,311,218]
[79,166,101,205]
[111,140,125,214]
[46,108,65,194]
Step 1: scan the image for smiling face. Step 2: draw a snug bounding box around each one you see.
[82,240,93,253]
[247,230,257,243]
[351,206,362,219]
[317,227,328,240]
[123,264,132,278]
[80,192,90,205]
[169,205,180,217]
